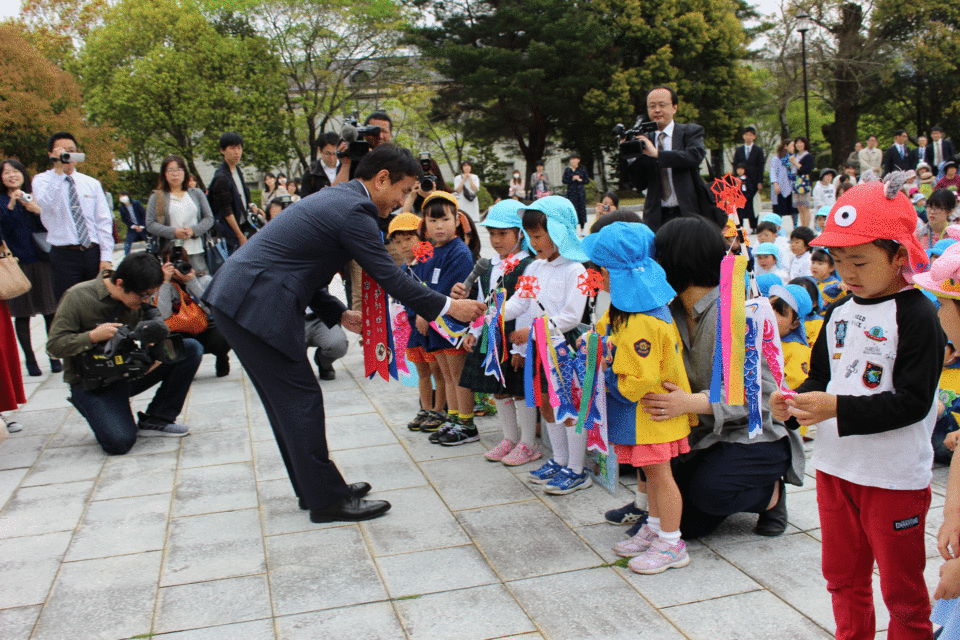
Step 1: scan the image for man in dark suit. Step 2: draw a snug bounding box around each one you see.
[118,190,148,255]
[882,129,913,176]
[732,126,765,230]
[625,86,708,231]
[203,144,486,523]
[927,127,955,172]
[299,132,340,198]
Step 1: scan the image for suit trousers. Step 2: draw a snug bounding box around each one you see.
[210,308,350,509]
[50,245,101,303]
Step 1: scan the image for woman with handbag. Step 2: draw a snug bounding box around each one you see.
[0,160,60,377]
[156,244,232,377]
[453,160,481,221]
[146,156,215,274]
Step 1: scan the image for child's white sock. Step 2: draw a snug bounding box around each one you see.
[646,516,661,535]
[495,397,519,442]
[545,421,568,467]
[515,402,538,447]
[565,423,588,474]
[659,528,681,544]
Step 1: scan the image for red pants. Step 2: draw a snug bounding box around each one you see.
[816,471,932,640]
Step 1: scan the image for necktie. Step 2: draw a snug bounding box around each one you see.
[658,132,672,201]
[64,175,90,248]
[936,141,942,166]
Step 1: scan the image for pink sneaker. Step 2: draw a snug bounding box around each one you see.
[627,538,690,574]
[483,439,517,462]
[613,524,658,557]
[500,441,542,466]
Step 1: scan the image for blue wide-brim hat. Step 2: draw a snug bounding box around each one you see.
[523,196,588,262]
[482,199,534,253]
[769,284,813,344]
[929,238,958,258]
[761,213,783,227]
[755,273,783,297]
[582,221,676,313]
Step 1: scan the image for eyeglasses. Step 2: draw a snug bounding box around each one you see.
[165,167,185,174]
[136,292,155,301]
[647,101,672,110]
[320,150,337,158]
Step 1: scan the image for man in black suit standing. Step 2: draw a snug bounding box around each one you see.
[203,144,486,523]
[732,126,764,231]
[882,129,913,176]
[118,191,148,255]
[299,132,341,198]
[625,86,708,231]
[927,126,955,173]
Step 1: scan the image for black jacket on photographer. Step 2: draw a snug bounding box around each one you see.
[300,160,339,198]
[624,122,708,231]
[47,275,168,386]
[207,161,253,247]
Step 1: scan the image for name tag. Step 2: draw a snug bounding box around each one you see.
[431,268,441,284]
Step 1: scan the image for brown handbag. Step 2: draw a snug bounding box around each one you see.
[0,239,31,300]
[163,283,208,334]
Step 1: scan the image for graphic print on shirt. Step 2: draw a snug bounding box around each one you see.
[862,361,883,389]
[635,339,651,358]
[845,359,860,378]
[864,326,888,342]
[835,320,847,348]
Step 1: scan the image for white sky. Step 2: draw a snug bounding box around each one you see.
[0,0,18,19]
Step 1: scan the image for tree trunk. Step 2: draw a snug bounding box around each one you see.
[824,3,865,169]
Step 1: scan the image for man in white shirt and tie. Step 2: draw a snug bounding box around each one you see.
[927,127,955,176]
[32,132,114,302]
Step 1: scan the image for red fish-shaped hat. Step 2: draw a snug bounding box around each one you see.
[811,172,929,283]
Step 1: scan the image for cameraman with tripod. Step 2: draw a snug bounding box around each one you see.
[47,253,203,455]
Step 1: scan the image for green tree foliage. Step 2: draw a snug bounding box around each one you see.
[872,0,960,142]
[76,0,288,186]
[253,0,411,172]
[407,0,755,179]
[0,24,118,181]
[15,0,108,67]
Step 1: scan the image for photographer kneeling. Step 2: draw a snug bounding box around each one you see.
[156,244,232,377]
[47,253,203,454]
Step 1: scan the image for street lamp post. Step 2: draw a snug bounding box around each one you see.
[797,12,812,144]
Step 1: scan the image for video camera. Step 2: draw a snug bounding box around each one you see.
[76,319,187,390]
[49,152,85,164]
[418,152,437,192]
[339,112,382,163]
[613,117,658,157]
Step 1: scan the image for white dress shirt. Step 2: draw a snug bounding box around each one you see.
[323,164,337,185]
[32,169,114,261]
[657,120,680,208]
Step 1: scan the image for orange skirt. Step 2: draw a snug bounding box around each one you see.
[614,436,690,468]
[406,346,437,363]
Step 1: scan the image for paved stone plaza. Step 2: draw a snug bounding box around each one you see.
[0,216,950,639]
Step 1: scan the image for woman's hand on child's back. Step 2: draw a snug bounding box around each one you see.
[641,383,707,421]
[450,282,467,300]
[935,558,960,600]
[415,316,429,336]
[510,328,530,345]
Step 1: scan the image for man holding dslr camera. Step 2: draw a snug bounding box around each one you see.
[47,253,203,455]
[33,131,115,301]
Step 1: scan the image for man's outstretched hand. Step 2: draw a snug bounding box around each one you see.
[448,299,486,323]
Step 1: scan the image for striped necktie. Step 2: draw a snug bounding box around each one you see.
[658,132,672,200]
[64,175,91,248]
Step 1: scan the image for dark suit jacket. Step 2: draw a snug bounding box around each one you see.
[300,160,339,198]
[626,122,707,231]
[202,180,447,360]
[883,144,913,175]
[207,161,252,228]
[923,139,956,166]
[119,200,146,229]
[732,144,765,195]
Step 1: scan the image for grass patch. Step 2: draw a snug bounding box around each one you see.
[604,557,631,568]
[395,594,422,601]
[126,635,153,639]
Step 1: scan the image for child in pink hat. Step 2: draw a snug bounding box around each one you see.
[771,172,946,640]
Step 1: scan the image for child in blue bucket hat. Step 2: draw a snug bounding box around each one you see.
[582,221,695,575]
[455,199,539,465]
[767,283,813,391]
[503,195,591,494]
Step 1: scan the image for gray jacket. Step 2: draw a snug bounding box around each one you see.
[145,188,215,241]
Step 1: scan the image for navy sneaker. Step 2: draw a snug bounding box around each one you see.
[605,502,649,526]
[543,467,592,495]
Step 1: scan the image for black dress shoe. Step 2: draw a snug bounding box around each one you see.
[310,496,391,523]
[318,366,336,380]
[755,479,788,537]
[299,482,372,510]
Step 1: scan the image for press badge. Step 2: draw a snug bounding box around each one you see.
[431,268,441,284]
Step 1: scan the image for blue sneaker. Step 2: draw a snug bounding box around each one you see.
[544,467,593,495]
[528,459,564,484]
